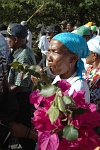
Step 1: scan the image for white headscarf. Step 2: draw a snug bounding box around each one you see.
[87,37,100,55]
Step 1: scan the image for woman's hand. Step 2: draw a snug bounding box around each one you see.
[31,75,41,85]
[31,65,43,85]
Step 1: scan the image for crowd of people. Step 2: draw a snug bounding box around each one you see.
[0,20,100,150]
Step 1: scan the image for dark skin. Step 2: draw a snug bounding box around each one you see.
[47,40,78,79]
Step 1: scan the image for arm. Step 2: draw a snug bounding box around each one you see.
[10,122,38,141]
[9,85,22,95]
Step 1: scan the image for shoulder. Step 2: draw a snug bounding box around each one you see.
[70,77,88,90]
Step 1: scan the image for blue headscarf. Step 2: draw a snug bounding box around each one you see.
[53,32,89,78]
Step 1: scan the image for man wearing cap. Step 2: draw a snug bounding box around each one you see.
[73,25,90,42]
[4,23,36,150]
[21,21,32,49]
[60,20,67,32]
[90,26,97,39]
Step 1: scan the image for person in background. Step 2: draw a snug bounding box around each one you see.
[21,21,32,49]
[90,25,97,39]
[59,20,67,32]
[85,21,93,27]
[36,23,43,44]
[73,22,81,30]
[38,28,49,68]
[0,24,10,61]
[4,23,36,150]
[84,37,100,110]
[73,25,90,42]
[66,21,75,32]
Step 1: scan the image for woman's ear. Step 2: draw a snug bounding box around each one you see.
[70,54,78,63]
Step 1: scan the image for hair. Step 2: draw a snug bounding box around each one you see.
[67,22,75,27]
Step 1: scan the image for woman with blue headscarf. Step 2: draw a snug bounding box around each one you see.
[47,32,90,104]
[9,32,90,143]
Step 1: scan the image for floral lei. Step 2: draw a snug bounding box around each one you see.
[30,80,100,150]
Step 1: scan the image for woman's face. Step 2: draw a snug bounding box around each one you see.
[47,40,77,78]
[86,51,95,65]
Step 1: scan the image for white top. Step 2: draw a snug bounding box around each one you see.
[27,29,32,49]
[52,75,90,104]
[38,35,49,55]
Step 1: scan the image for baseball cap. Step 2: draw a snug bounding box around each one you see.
[90,26,97,32]
[36,24,43,29]
[60,20,67,25]
[85,22,93,27]
[75,25,90,36]
[20,21,27,26]
[46,24,61,34]
[0,23,28,39]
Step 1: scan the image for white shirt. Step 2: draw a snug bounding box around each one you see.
[52,75,90,104]
[27,29,32,49]
[38,35,49,55]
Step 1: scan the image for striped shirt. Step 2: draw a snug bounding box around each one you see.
[8,45,36,92]
[0,52,7,93]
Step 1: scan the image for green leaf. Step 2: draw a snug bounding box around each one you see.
[63,95,76,106]
[63,125,78,141]
[40,84,57,97]
[71,107,88,116]
[29,65,40,73]
[47,105,59,124]
[41,73,51,84]
[57,96,66,112]
[28,69,40,77]
[10,62,22,69]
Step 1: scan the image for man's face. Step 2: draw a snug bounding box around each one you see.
[6,35,15,48]
[66,24,73,32]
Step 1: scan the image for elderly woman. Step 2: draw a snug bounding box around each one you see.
[48,32,90,103]
[84,37,100,109]
[10,33,90,141]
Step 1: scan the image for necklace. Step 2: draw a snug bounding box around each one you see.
[67,72,77,83]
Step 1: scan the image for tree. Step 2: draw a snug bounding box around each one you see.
[0,0,100,31]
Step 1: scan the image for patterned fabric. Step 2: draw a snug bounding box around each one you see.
[0,34,9,61]
[53,32,89,79]
[8,45,36,92]
[84,65,100,106]
[0,52,7,93]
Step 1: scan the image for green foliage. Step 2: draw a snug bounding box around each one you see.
[63,125,78,141]
[10,61,90,142]
[40,84,57,97]
[47,104,59,124]
[0,0,100,29]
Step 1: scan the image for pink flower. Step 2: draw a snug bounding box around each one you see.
[57,138,79,150]
[58,80,71,93]
[38,131,59,150]
[30,90,44,109]
[71,90,89,109]
[32,107,62,132]
[30,79,100,150]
